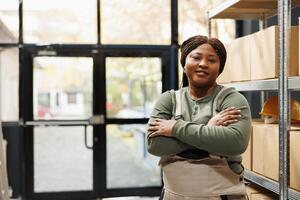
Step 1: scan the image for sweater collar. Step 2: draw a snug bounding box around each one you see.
[184,85,222,103]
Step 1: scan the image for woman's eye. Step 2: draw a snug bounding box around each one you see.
[208,59,216,63]
[192,56,201,60]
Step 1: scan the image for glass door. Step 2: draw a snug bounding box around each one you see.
[104,57,162,192]
[32,56,94,191]
[22,47,101,200]
[21,47,171,199]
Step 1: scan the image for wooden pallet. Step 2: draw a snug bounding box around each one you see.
[0,121,9,200]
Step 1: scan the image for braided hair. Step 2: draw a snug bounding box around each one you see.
[180,35,227,87]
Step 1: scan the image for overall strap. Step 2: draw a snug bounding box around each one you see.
[174,90,182,119]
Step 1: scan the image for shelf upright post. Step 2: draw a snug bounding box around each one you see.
[278,0,291,199]
[259,12,268,106]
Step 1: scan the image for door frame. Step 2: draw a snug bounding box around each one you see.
[20,44,177,200]
[98,46,172,198]
[21,44,103,200]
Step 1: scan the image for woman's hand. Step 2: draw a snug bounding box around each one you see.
[207,107,241,126]
[147,118,177,138]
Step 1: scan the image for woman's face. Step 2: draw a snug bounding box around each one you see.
[184,43,220,88]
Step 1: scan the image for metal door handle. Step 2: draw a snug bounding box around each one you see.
[84,125,93,150]
[22,114,105,127]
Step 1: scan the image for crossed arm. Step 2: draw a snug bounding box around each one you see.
[148,107,242,138]
[147,91,251,157]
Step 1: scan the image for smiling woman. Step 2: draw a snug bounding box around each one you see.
[183,43,220,92]
[147,35,251,200]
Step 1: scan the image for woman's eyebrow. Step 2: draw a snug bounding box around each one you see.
[192,52,217,57]
[192,52,202,55]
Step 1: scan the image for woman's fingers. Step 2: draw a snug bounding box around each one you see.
[219,115,241,124]
[222,119,238,126]
[220,108,241,117]
[148,121,160,126]
[147,126,159,132]
[220,114,241,126]
[209,108,242,126]
[219,107,236,115]
[224,114,241,120]
[148,121,162,133]
[148,131,160,138]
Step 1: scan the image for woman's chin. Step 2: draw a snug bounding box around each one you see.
[190,79,215,87]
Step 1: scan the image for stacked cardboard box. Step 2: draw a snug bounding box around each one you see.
[242,122,252,170]
[252,121,300,191]
[218,25,299,83]
[290,129,300,191]
[252,122,279,181]
[250,26,299,80]
[218,35,251,83]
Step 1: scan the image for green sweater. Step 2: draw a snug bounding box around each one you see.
[147,85,252,173]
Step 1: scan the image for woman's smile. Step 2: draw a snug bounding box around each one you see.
[195,70,209,76]
[184,43,220,89]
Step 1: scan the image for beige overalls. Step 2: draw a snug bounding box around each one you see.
[161,155,246,200]
[161,88,246,200]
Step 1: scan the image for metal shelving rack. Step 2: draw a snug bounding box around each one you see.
[221,77,300,91]
[208,0,300,199]
[244,170,300,200]
[208,0,300,20]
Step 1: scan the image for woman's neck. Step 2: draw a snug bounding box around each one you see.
[188,83,217,100]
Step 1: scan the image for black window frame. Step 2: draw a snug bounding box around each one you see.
[0,1,180,199]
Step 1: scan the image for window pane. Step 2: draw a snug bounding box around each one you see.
[23,0,97,44]
[33,57,93,120]
[0,48,19,121]
[178,0,235,44]
[0,0,18,43]
[101,0,171,44]
[34,126,93,192]
[107,124,161,188]
[106,57,162,118]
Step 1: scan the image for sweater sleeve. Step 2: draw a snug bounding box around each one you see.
[147,91,191,157]
[172,91,251,157]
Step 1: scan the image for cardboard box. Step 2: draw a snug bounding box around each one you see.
[253,121,300,185]
[252,121,265,176]
[290,130,300,191]
[263,125,279,181]
[217,35,251,83]
[242,123,252,170]
[252,122,279,181]
[246,184,278,200]
[250,25,299,80]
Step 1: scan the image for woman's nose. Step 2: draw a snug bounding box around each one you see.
[198,59,208,67]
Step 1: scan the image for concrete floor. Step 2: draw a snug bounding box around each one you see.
[12,197,159,200]
[104,197,158,200]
